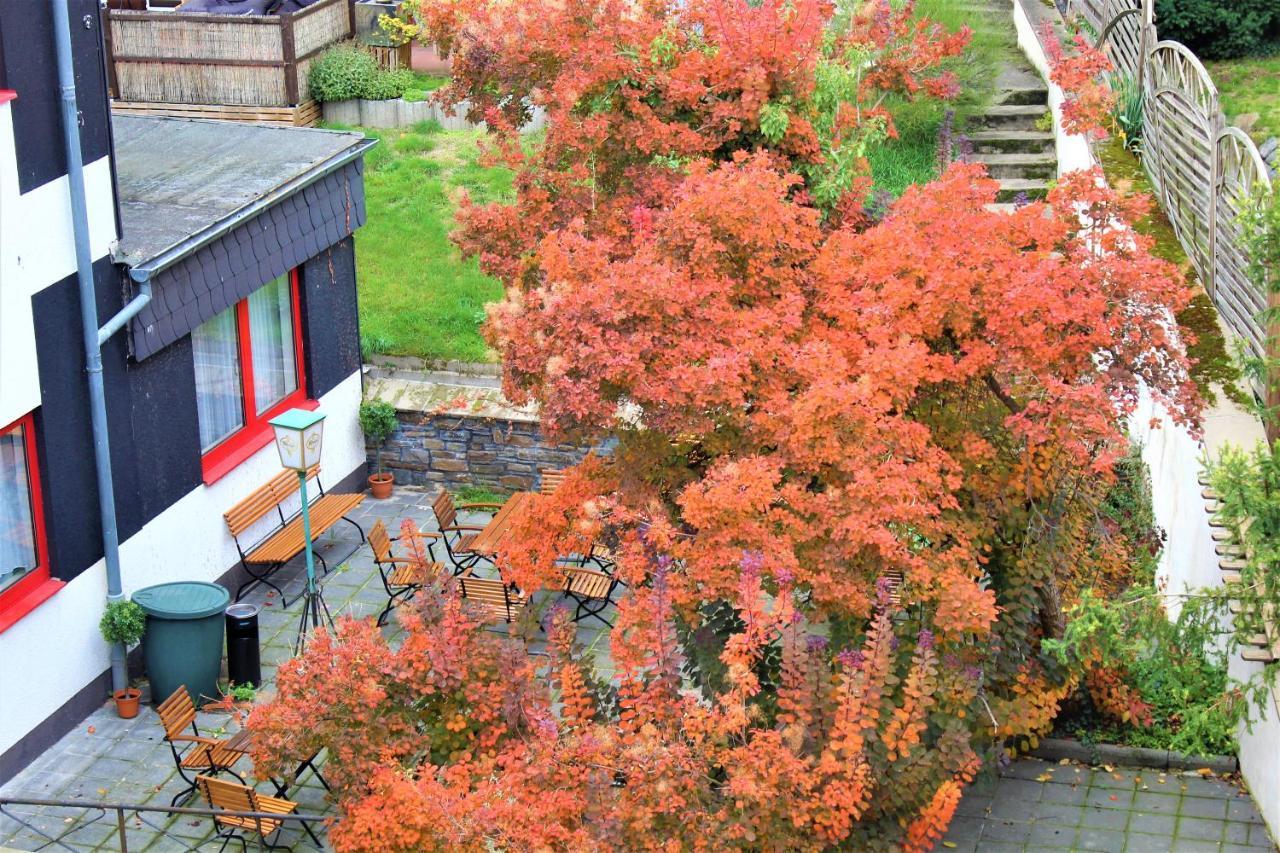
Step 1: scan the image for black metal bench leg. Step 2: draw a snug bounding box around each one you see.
[342,515,366,544]
[236,562,284,602]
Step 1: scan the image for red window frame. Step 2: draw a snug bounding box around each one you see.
[0,412,61,633]
[200,270,313,484]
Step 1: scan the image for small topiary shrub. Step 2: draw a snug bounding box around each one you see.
[310,45,414,102]
[99,600,146,646]
[1155,0,1279,60]
[359,400,399,474]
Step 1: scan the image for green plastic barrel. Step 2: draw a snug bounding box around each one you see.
[133,582,230,707]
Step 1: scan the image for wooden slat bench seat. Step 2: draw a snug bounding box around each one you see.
[224,465,365,601]
[458,575,527,623]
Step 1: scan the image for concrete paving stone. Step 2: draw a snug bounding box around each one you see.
[1224,821,1252,845]
[1126,832,1182,853]
[1042,781,1089,805]
[1032,801,1085,824]
[1227,797,1266,824]
[1182,795,1231,820]
[1003,759,1056,781]
[1171,840,1221,853]
[1093,769,1142,790]
[1178,816,1227,843]
[1087,786,1135,809]
[1074,826,1128,850]
[932,837,979,853]
[981,818,1032,843]
[955,792,994,817]
[1129,811,1178,836]
[988,794,1037,821]
[1247,822,1275,847]
[1134,791,1183,814]
[1083,805,1130,831]
[973,841,1024,852]
[996,777,1046,802]
[1028,820,1077,847]
[1181,777,1238,799]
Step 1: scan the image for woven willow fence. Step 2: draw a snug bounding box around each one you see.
[1066,0,1275,400]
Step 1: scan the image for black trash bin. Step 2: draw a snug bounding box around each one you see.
[224,603,261,687]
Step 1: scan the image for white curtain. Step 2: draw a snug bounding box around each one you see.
[0,426,36,592]
[248,274,297,414]
[193,306,244,451]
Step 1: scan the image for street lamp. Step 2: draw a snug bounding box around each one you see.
[268,408,331,655]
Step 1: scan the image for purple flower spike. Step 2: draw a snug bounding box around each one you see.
[837,649,865,670]
[917,629,935,651]
[740,550,765,573]
[775,567,795,585]
[806,634,829,653]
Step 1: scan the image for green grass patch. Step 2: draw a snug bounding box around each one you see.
[1097,136,1245,406]
[403,72,451,103]
[456,484,507,504]
[1205,50,1280,144]
[866,0,1024,196]
[332,121,511,363]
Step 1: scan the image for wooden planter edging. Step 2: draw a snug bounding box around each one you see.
[321,97,546,132]
[103,0,353,108]
[111,99,321,127]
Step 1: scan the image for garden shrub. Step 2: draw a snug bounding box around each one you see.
[1155,0,1279,60]
[309,45,413,102]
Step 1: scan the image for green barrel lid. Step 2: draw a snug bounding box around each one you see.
[132,582,231,620]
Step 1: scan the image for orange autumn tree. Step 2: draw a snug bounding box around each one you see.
[253,0,1201,848]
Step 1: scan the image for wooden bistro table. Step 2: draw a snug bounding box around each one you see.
[223,728,329,800]
[468,492,539,559]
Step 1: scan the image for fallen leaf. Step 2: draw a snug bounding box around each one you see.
[1197,768,1213,777]
[1059,758,1071,765]
[1102,764,1115,772]
[943,843,957,849]
[1036,773,1054,782]
[1109,795,1118,801]
[97,788,107,796]
[86,726,95,734]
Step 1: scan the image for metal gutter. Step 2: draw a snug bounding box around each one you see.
[123,136,376,283]
[53,0,128,692]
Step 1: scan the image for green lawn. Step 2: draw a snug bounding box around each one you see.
[1205,52,1280,144]
[342,121,511,364]
[866,0,1023,196]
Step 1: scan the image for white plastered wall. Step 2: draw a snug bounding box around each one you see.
[0,369,365,759]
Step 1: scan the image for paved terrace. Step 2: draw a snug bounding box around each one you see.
[0,488,1272,851]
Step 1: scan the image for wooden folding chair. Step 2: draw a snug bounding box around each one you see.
[431,491,501,574]
[369,520,445,626]
[457,575,528,623]
[196,774,320,851]
[157,686,248,806]
[563,567,621,627]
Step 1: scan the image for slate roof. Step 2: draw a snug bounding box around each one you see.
[111,116,375,360]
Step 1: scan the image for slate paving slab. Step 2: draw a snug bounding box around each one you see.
[0,488,1274,852]
[935,757,1277,852]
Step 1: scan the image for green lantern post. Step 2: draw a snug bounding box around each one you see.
[268,408,332,655]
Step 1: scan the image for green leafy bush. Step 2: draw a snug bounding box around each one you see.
[99,600,146,646]
[359,400,399,474]
[309,45,414,102]
[1108,72,1144,152]
[1155,0,1279,60]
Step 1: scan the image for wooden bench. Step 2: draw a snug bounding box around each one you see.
[224,465,365,601]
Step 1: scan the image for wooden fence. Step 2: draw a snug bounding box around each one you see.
[104,0,353,110]
[1066,0,1275,399]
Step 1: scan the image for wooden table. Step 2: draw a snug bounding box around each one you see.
[469,492,538,557]
[224,729,329,801]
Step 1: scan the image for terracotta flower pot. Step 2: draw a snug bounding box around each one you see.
[113,687,141,719]
[369,472,395,500]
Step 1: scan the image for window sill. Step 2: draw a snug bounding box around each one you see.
[201,398,319,485]
[0,577,65,634]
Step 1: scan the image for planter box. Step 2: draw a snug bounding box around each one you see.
[322,98,361,126]
[319,97,544,132]
[104,0,353,107]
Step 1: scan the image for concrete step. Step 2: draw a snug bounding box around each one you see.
[970,151,1057,180]
[985,202,1019,214]
[968,130,1056,154]
[970,104,1052,132]
[996,84,1050,107]
[1241,648,1276,663]
[995,178,1049,203]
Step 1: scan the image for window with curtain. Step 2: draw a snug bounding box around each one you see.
[0,417,44,598]
[193,271,306,469]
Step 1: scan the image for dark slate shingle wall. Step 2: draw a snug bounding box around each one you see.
[128,158,366,361]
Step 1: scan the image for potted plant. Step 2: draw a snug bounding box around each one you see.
[98,600,146,718]
[360,400,400,499]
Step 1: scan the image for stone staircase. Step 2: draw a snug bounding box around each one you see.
[955,0,1057,207]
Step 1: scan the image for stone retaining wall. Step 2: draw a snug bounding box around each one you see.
[370,410,591,493]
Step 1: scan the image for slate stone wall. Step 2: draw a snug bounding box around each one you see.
[370,411,592,493]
